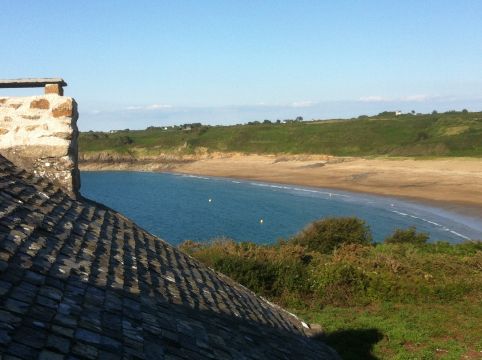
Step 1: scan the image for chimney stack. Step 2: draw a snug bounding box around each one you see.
[0,78,80,197]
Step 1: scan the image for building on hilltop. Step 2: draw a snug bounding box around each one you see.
[0,80,339,359]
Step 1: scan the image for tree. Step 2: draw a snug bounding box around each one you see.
[295,116,303,122]
[384,227,429,245]
[292,217,372,253]
[377,111,396,116]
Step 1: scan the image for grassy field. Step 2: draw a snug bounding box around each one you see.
[80,111,482,157]
[299,301,482,360]
[180,218,482,359]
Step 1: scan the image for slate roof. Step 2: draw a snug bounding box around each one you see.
[0,155,339,360]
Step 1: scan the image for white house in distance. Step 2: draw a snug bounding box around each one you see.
[395,110,402,116]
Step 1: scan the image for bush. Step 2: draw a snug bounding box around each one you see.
[115,135,133,145]
[292,217,372,254]
[180,239,315,302]
[384,227,429,245]
[180,224,482,309]
[213,256,280,295]
[314,262,369,306]
[416,131,429,141]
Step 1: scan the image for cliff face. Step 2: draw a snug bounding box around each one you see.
[0,95,79,197]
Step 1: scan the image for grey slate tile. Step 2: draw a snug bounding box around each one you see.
[0,155,340,359]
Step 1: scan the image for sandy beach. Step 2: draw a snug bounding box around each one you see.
[80,154,482,219]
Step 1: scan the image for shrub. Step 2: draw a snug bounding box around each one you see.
[384,227,429,245]
[416,131,429,141]
[115,135,133,145]
[213,256,279,295]
[314,262,369,306]
[291,217,372,254]
[180,239,315,301]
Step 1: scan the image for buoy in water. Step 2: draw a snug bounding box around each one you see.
[259,219,264,224]
[208,198,212,203]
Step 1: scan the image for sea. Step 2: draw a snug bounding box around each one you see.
[81,171,482,245]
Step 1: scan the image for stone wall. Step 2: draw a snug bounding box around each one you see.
[0,94,79,197]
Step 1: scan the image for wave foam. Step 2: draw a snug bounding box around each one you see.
[391,210,468,240]
[249,182,349,198]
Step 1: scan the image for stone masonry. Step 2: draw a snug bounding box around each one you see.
[0,95,79,197]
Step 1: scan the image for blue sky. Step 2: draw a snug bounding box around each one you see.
[1,1,481,130]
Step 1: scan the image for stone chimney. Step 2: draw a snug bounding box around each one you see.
[0,78,80,197]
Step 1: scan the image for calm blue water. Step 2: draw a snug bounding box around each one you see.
[81,172,482,245]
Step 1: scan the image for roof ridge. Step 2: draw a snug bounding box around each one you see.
[0,155,339,359]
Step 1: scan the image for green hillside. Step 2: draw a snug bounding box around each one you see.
[80,111,482,157]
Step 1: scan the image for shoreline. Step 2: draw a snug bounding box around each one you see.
[173,171,482,224]
[79,154,482,222]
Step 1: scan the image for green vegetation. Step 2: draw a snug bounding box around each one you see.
[80,110,482,157]
[292,217,372,253]
[384,226,429,245]
[180,218,482,359]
